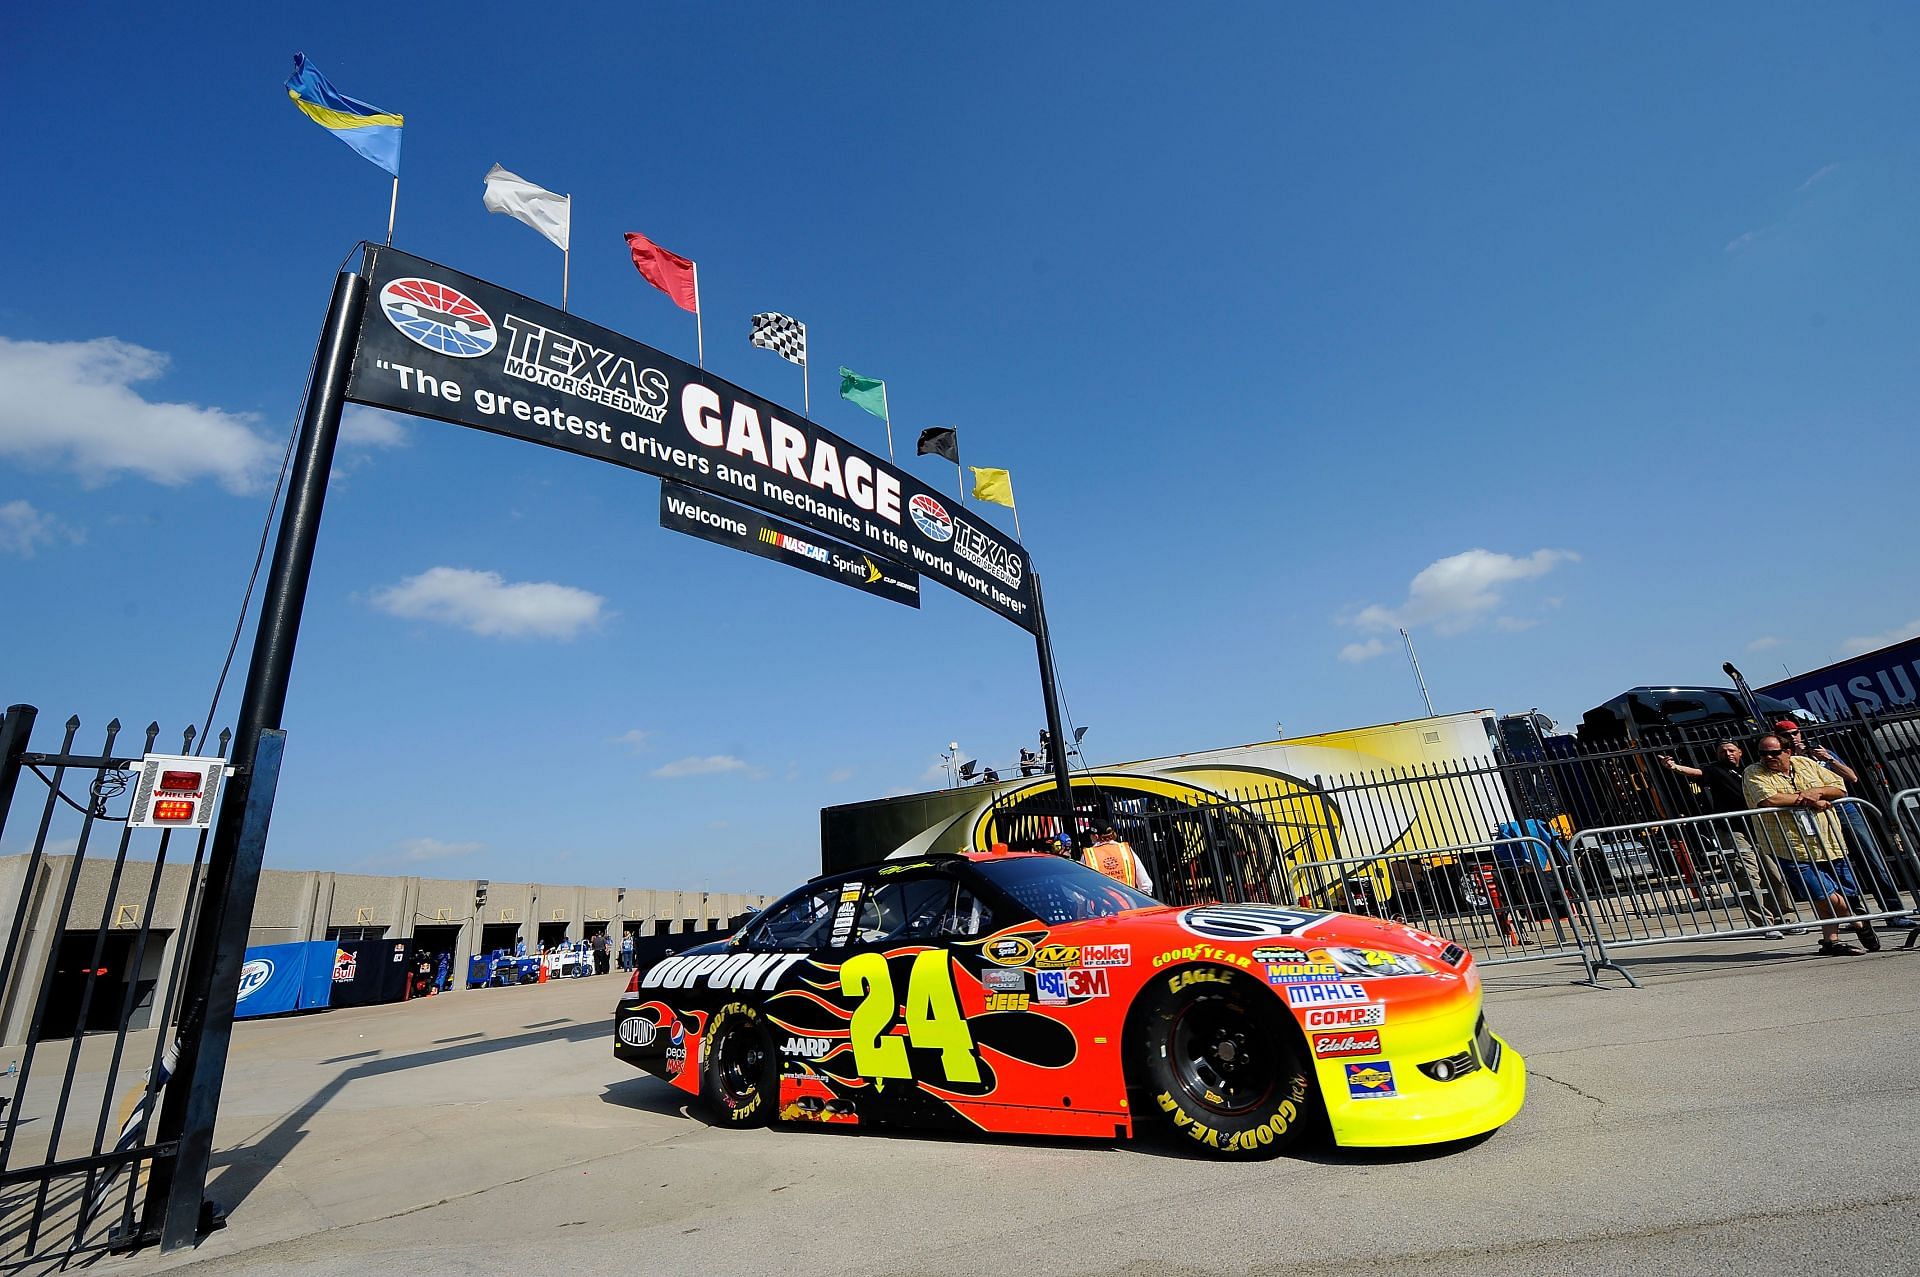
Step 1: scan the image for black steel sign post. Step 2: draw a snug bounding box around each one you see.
[152,245,1080,1247]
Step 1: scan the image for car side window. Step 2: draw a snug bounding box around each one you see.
[941,884,996,938]
[852,876,957,946]
[747,885,840,950]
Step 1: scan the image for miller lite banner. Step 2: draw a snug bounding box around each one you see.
[345,247,1036,632]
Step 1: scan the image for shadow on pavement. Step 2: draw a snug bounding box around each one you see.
[206,1019,607,1218]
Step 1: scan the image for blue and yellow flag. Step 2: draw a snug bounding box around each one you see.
[285,53,403,176]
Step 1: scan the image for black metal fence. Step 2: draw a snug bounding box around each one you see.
[987,704,1920,922]
[0,707,230,1266]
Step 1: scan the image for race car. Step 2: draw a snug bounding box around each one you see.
[611,851,1524,1157]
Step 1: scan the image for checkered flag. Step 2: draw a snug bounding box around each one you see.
[749,312,807,366]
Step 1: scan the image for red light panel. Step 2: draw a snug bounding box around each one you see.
[153,799,196,822]
[159,770,202,792]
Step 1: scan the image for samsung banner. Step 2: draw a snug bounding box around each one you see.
[659,481,920,609]
[344,247,1034,632]
[1760,636,1920,720]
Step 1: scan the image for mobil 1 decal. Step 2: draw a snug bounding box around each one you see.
[346,246,1036,632]
[659,481,919,609]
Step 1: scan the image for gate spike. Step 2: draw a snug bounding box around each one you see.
[106,718,121,734]
[66,715,82,732]
[218,727,232,755]
[145,721,161,751]
[182,724,198,752]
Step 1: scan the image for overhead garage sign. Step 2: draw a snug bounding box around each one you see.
[344,246,1035,632]
[660,481,920,609]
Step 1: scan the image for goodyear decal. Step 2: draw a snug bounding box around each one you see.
[1151,944,1253,971]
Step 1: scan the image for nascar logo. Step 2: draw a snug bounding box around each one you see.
[909,493,953,542]
[380,277,497,358]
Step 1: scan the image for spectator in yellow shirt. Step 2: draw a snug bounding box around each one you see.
[1743,734,1877,955]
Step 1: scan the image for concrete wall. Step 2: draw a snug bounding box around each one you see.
[0,854,775,1046]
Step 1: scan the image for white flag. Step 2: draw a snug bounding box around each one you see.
[482,163,570,250]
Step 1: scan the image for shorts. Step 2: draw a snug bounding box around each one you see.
[1776,857,1861,904]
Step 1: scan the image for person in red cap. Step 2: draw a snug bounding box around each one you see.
[1773,719,1913,925]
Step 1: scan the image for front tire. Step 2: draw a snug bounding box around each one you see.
[1137,966,1317,1159]
[700,1002,776,1128]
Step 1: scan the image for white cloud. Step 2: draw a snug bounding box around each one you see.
[610,729,652,752]
[1350,548,1578,637]
[1724,228,1767,254]
[0,336,276,492]
[651,755,756,779]
[1747,636,1784,653]
[826,767,856,783]
[0,499,82,557]
[1338,638,1387,663]
[1798,163,1840,192]
[340,405,409,449]
[1838,620,1920,658]
[369,566,605,639]
[395,837,484,862]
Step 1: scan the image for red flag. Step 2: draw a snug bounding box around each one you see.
[624,231,698,312]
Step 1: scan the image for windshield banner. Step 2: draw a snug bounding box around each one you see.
[345,246,1035,632]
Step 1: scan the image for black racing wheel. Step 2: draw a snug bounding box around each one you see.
[1137,966,1317,1158]
[700,1002,776,1128]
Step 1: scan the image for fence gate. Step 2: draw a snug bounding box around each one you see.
[0,704,270,1266]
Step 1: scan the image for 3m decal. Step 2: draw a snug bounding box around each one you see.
[1284,982,1371,1007]
[1303,1003,1386,1029]
[640,951,808,993]
[1178,905,1332,941]
[1311,1030,1381,1058]
[980,969,1025,992]
[1079,943,1130,968]
[1346,1061,1397,1099]
[1065,968,1109,998]
[839,950,980,1084]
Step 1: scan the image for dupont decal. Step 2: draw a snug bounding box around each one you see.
[1303,1003,1386,1030]
[1285,982,1371,1007]
[1346,1061,1398,1099]
[1079,943,1130,968]
[380,278,497,358]
[640,952,809,993]
[909,493,953,542]
[617,1016,657,1047]
[980,968,1025,993]
[1178,905,1331,942]
[1311,1030,1382,1059]
[236,958,273,1002]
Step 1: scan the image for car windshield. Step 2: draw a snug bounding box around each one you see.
[972,854,1157,924]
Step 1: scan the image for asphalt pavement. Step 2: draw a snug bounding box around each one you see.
[84,933,1920,1277]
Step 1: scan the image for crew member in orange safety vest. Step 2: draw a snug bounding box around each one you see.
[1082,826,1154,896]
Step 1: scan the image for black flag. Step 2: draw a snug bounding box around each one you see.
[916,426,959,462]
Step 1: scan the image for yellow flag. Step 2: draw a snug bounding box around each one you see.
[970,467,1015,508]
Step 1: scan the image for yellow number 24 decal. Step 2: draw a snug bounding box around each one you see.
[839,950,980,1085]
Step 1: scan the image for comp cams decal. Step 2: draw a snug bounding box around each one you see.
[1303,1003,1386,1030]
[640,951,809,993]
[1177,905,1332,941]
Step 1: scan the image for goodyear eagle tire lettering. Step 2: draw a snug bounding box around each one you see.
[1137,965,1318,1160]
[701,1002,776,1128]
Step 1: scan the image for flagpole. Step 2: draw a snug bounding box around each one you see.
[881,384,895,459]
[1010,477,1022,541]
[386,176,399,246]
[693,262,705,368]
[802,359,810,417]
[953,437,965,506]
[561,195,571,312]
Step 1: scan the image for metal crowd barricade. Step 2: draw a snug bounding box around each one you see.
[1888,787,1920,950]
[1566,798,1917,961]
[1270,836,1629,987]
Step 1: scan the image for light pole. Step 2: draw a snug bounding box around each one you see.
[1400,628,1436,718]
[941,741,961,789]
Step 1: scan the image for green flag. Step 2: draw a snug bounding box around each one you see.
[838,367,889,419]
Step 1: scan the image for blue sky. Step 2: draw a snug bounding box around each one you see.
[4,3,1918,893]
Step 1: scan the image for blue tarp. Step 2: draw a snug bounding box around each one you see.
[235,941,336,1018]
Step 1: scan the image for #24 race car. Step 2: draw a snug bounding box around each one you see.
[612,851,1525,1157]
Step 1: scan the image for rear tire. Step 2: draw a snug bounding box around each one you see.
[1136,966,1317,1159]
[700,1002,776,1128]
